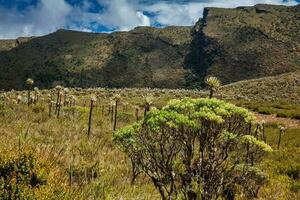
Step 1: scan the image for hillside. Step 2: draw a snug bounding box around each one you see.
[192,4,300,84]
[0,4,299,90]
[0,37,34,51]
[221,71,300,103]
[0,27,193,90]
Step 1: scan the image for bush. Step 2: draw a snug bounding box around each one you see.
[290,183,300,193]
[114,98,272,200]
[286,165,300,180]
[0,150,46,199]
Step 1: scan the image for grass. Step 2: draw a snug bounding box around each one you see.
[0,88,299,199]
[232,100,300,120]
[259,124,300,199]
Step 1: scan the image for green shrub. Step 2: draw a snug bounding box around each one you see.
[286,165,300,180]
[257,107,273,115]
[114,98,271,200]
[0,150,46,199]
[290,183,300,193]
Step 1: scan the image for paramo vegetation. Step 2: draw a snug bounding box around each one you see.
[0,77,299,199]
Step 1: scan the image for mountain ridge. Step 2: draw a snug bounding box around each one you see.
[0,4,299,90]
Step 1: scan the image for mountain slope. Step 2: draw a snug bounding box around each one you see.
[0,4,299,90]
[192,4,300,84]
[221,72,300,103]
[0,27,193,90]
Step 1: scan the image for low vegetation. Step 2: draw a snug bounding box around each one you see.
[233,101,300,120]
[0,84,299,199]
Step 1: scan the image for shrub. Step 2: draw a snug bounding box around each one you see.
[0,150,46,199]
[114,98,272,200]
[290,183,300,193]
[286,165,300,180]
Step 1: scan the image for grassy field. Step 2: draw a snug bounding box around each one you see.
[0,88,299,199]
[232,100,300,120]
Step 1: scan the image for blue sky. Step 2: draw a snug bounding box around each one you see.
[0,0,299,39]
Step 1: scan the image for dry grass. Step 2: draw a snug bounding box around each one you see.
[0,88,299,199]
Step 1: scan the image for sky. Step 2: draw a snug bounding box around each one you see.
[0,0,299,39]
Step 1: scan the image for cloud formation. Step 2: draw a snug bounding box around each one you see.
[0,0,298,39]
[95,0,151,30]
[0,0,72,39]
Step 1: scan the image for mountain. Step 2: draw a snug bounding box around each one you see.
[0,27,193,90]
[192,4,300,84]
[0,4,299,90]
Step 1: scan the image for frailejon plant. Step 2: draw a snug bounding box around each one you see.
[142,95,153,117]
[54,85,63,115]
[56,91,63,118]
[48,101,55,117]
[205,76,221,98]
[17,95,22,104]
[113,94,121,131]
[33,87,39,104]
[114,98,272,200]
[134,106,139,122]
[69,95,76,107]
[110,100,114,124]
[25,78,34,106]
[63,88,69,106]
[87,95,97,138]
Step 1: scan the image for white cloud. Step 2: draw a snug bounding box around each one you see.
[144,0,299,26]
[95,0,150,31]
[0,0,298,39]
[0,0,72,39]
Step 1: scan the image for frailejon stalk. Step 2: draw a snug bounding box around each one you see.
[87,95,97,138]
[135,106,139,122]
[143,95,153,117]
[63,88,69,106]
[113,94,121,131]
[110,100,114,124]
[57,91,63,118]
[55,85,63,114]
